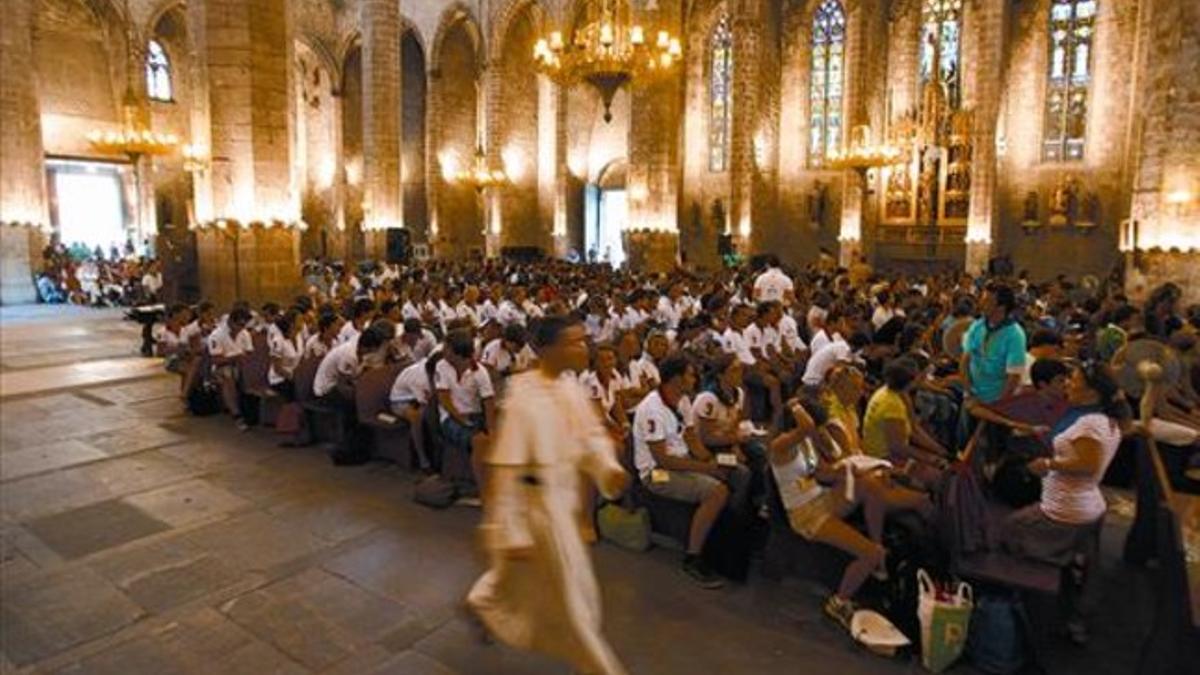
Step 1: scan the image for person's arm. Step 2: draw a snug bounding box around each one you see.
[649,439,719,475]
[1030,436,1105,478]
[882,419,947,468]
[482,396,497,434]
[965,398,1045,435]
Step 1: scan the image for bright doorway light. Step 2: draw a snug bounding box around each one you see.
[52,164,127,251]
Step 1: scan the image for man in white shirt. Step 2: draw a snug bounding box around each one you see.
[207,307,252,430]
[629,331,668,391]
[394,318,438,363]
[497,287,530,327]
[752,256,794,306]
[435,330,496,499]
[482,324,538,380]
[389,356,438,470]
[802,331,869,388]
[633,356,728,588]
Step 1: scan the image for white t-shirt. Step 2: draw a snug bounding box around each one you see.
[337,321,361,345]
[434,360,495,422]
[153,324,182,353]
[207,324,247,358]
[304,334,332,360]
[633,390,690,479]
[807,305,829,334]
[268,333,302,385]
[456,302,481,327]
[656,296,683,329]
[481,339,537,375]
[579,370,628,415]
[693,389,745,430]
[390,358,432,407]
[1041,413,1122,524]
[778,314,807,352]
[313,339,359,397]
[628,355,661,390]
[809,329,834,358]
[802,337,853,386]
[871,305,904,330]
[723,327,757,366]
[621,307,651,331]
[497,300,527,327]
[754,267,794,304]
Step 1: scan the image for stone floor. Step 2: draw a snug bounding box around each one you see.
[0,307,1159,674]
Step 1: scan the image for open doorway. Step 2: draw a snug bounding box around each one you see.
[46,160,130,254]
[585,159,627,268]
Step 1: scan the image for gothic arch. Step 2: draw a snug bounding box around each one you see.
[488,0,546,65]
[431,3,484,73]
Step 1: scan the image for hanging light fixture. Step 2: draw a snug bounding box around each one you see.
[86,0,178,159]
[533,0,682,123]
[452,145,509,192]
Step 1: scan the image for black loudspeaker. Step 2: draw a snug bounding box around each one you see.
[386,228,410,264]
[718,233,734,256]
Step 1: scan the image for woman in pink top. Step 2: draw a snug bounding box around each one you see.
[1002,361,1130,643]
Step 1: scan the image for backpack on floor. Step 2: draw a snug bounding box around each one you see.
[413,474,457,509]
[597,503,651,552]
[187,380,222,417]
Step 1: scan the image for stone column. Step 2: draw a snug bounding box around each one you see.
[626,4,683,270]
[837,2,869,265]
[361,0,403,258]
[0,0,46,304]
[191,0,301,305]
[425,69,442,254]
[550,82,570,258]
[728,2,762,252]
[483,61,503,257]
[964,0,1005,275]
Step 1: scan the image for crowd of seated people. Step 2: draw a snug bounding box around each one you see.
[37,238,162,306]
[150,254,1200,643]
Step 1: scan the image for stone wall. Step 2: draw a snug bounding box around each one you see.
[493,9,541,250]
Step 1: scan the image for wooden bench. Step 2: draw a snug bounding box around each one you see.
[293,356,348,444]
[354,363,414,467]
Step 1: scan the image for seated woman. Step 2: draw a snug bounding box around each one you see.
[692,354,756,510]
[768,398,929,632]
[268,309,305,399]
[1002,361,1130,643]
[155,303,192,375]
[862,357,952,489]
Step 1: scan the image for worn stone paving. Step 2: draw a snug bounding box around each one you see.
[0,308,1157,674]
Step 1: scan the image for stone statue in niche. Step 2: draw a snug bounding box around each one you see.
[1077,191,1100,230]
[806,180,827,230]
[1049,174,1079,226]
[1021,190,1040,231]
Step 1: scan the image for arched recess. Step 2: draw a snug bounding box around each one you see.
[401,28,428,241]
[295,38,339,260]
[586,158,630,267]
[494,1,544,250]
[431,12,483,258]
[342,41,366,261]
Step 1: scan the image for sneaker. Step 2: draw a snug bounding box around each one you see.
[235,417,250,432]
[455,496,482,508]
[682,556,725,590]
[823,595,857,632]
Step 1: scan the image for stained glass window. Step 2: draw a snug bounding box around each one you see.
[709,14,733,172]
[809,0,845,167]
[919,0,963,110]
[146,40,172,102]
[1043,0,1095,161]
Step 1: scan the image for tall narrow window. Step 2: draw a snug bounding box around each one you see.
[146,40,172,102]
[809,0,845,167]
[709,14,733,172]
[1043,0,1095,161]
[919,0,963,110]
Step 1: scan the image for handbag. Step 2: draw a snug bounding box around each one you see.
[596,502,651,552]
[187,380,222,417]
[916,569,973,673]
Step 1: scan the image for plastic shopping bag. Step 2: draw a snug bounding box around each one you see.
[917,568,973,673]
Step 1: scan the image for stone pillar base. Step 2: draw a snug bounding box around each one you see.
[965,240,991,276]
[838,238,862,268]
[197,227,302,307]
[1125,249,1200,305]
[364,230,389,261]
[0,227,38,305]
[624,230,678,273]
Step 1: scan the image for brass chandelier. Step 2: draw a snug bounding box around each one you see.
[533,0,682,123]
[454,145,508,192]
